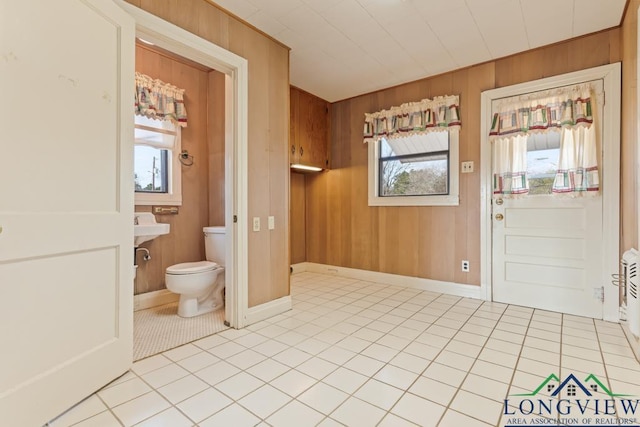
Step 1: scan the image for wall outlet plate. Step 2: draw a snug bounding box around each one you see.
[461,161,474,173]
[268,216,275,230]
[253,217,260,232]
[462,260,470,272]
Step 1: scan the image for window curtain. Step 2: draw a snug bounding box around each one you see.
[489,83,598,197]
[493,135,529,196]
[135,72,187,127]
[363,95,460,144]
[552,125,599,194]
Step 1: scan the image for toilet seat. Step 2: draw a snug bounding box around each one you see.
[166,261,219,275]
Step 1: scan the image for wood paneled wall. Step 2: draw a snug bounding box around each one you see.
[304,29,626,286]
[290,172,306,264]
[134,44,213,295]
[127,0,290,307]
[622,1,639,253]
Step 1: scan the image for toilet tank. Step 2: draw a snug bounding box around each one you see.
[203,226,225,266]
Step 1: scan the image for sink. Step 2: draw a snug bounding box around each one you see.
[134,212,170,246]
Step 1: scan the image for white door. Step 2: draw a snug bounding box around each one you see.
[492,81,605,318]
[0,1,134,425]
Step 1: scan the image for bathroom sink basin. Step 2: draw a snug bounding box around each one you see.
[134,212,170,246]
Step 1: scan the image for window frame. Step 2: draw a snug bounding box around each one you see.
[134,116,182,206]
[368,129,459,206]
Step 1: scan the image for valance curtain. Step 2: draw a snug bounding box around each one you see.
[363,95,460,144]
[489,83,599,197]
[135,72,188,127]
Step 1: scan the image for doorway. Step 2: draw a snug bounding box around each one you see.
[121,1,251,331]
[480,64,621,321]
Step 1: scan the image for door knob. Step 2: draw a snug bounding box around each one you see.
[495,213,504,221]
[495,198,504,205]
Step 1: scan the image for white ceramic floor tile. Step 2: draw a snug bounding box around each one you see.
[389,352,432,374]
[252,339,290,357]
[391,392,445,426]
[246,358,290,382]
[331,397,386,427]
[342,354,385,377]
[298,382,350,415]
[449,390,503,425]
[272,347,313,368]
[408,377,457,406]
[134,407,193,427]
[194,360,241,386]
[270,369,318,397]
[317,346,357,365]
[131,355,172,376]
[361,343,400,363]
[111,392,171,427]
[377,413,420,427]
[423,363,467,388]
[296,357,340,380]
[175,388,232,424]
[98,377,151,408]
[207,341,247,359]
[199,403,261,427]
[140,363,190,389]
[71,410,122,427]
[162,343,202,362]
[49,395,108,427]
[232,331,269,348]
[192,334,228,350]
[227,349,268,370]
[215,372,265,400]
[176,351,219,373]
[238,384,292,418]
[322,367,369,394]
[373,364,419,390]
[461,373,510,402]
[354,379,403,410]
[266,400,325,427]
[157,374,209,404]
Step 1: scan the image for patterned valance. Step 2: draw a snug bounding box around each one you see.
[363,95,460,144]
[489,83,593,139]
[135,72,187,127]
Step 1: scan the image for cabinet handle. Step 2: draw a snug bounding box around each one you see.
[300,146,304,156]
[291,145,295,155]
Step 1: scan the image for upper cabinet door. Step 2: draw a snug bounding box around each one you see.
[0,1,135,425]
[290,87,330,169]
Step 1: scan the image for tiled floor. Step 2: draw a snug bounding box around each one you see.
[48,272,640,427]
[134,302,227,360]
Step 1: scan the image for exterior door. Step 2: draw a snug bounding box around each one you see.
[0,1,135,425]
[492,81,605,319]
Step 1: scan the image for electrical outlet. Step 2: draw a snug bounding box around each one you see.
[252,217,260,232]
[462,260,470,272]
[268,216,275,230]
[461,161,474,173]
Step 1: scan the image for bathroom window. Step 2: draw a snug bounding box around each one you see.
[368,130,459,206]
[134,115,182,205]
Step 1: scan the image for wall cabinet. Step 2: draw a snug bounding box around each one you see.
[290,86,330,169]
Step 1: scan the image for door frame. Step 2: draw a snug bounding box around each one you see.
[480,63,621,322]
[117,2,249,328]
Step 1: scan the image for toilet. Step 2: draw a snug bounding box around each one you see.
[165,226,225,318]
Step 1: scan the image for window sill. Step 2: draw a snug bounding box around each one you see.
[135,193,182,206]
[368,194,459,207]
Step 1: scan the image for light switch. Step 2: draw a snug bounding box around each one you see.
[268,216,275,230]
[252,217,260,232]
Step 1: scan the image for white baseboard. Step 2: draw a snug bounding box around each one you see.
[621,322,640,363]
[245,295,292,326]
[302,262,485,300]
[134,289,179,311]
[290,262,309,274]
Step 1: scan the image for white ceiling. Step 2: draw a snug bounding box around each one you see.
[212,0,627,102]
